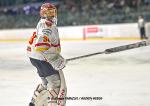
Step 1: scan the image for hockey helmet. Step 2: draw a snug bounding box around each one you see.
[40,3,57,19]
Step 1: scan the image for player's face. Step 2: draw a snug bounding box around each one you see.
[46,9,56,19]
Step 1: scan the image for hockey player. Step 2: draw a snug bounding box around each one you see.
[27,3,67,106]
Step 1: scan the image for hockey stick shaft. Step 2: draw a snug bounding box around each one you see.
[66,51,105,62]
[66,40,149,62]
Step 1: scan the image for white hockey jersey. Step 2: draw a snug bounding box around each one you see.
[27,18,61,61]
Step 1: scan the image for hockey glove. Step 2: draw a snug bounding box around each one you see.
[50,54,66,71]
[42,52,66,71]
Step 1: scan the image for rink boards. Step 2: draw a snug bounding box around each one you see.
[1,22,150,41]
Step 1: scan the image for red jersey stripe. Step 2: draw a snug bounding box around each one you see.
[35,43,51,47]
[51,44,60,47]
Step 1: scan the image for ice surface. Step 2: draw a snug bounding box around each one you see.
[0,40,150,106]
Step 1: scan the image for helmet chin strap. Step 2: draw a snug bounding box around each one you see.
[41,16,57,27]
[45,19,54,27]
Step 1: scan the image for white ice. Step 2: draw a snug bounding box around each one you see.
[0,40,150,106]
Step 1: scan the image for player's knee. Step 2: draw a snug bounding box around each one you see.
[44,74,61,103]
[45,74,61,90]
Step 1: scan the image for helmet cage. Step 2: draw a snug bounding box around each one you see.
[40,3,57,19]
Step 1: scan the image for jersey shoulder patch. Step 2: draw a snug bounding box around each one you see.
[42,29,52,36]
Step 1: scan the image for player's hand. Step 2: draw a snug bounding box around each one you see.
[49,54,66,71]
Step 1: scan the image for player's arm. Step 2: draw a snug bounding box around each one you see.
[35,28,66,70]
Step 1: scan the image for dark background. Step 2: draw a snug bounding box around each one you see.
[0,0,150,29]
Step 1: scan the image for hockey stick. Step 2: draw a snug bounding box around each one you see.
[66,51,105,62]
[66,40,149,62]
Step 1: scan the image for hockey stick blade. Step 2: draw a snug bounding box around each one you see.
[105,40,148,54]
